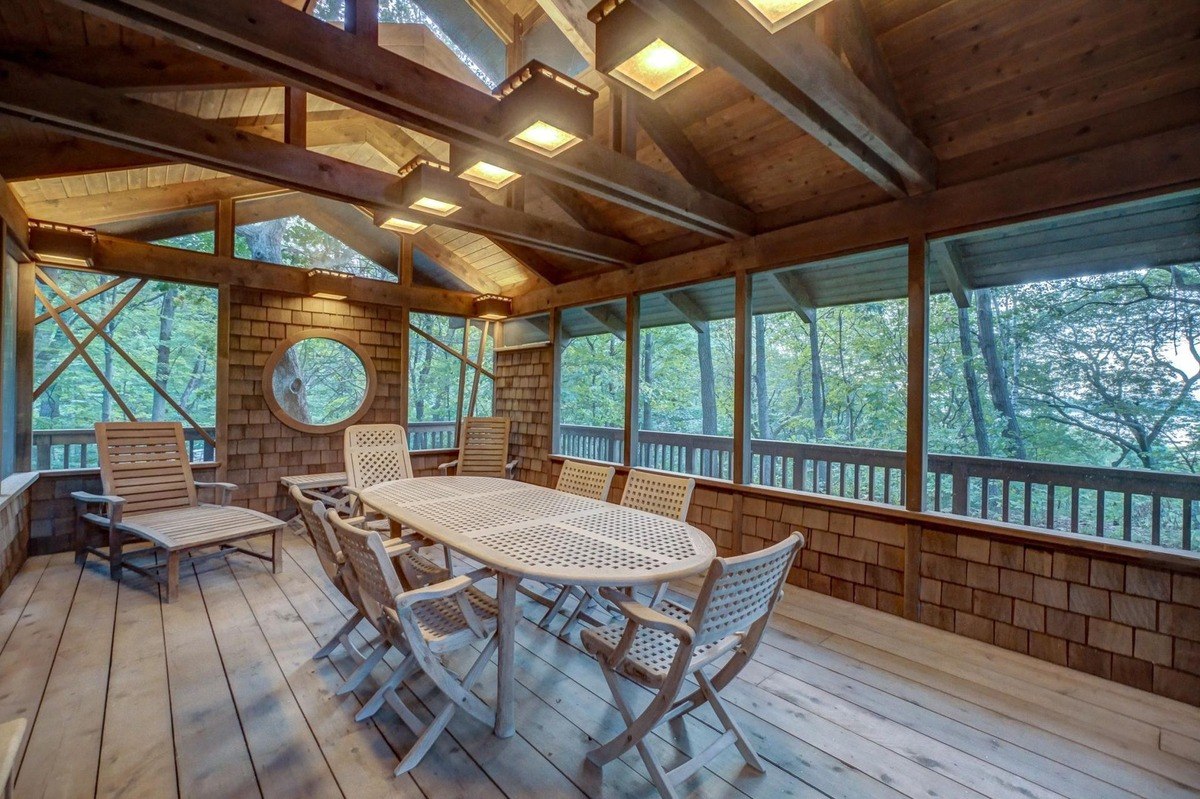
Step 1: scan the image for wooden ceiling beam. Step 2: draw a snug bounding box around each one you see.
[663,289,707,332]
[808,0,907,124]
[465,0,518,44]
[409,228,504,294]
[930,238,972,309]
[58,0,754,240]
[0,60,640,266]
[512,124,1200,315]
[627,90,738,204]
[6,45,268,91]
[635,0,935,197]
[583,304,626,339]
[533,0,595,60]
[766,271,815,324]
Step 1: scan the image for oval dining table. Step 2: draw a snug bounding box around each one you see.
[357,475,716,738]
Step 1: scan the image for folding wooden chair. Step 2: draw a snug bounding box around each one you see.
[582,532,804,799]
[73,421,286,602]
[557,468,696,633]
[328,510,500,776]
[537,460,616,629]
[438,416,519,478]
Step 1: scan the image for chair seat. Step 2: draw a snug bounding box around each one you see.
[581,598,739,687]
[113,503,285,551]
[391,586,499,653]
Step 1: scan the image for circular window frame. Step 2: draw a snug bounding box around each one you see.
[262,329,378,434]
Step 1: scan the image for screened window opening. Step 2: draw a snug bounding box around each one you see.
[31,266,218,470]
[234,194,397,282]
[556,301,626,463]
[927,192,1200,550]
[636,280,736,479]
[751,248,908,505]
[408,313,496,451]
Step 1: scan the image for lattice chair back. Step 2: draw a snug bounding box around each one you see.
[327,509,403,625]
[619,469,695,522]
[455,416,513,477]
[95,422,198,515]
[344,424,414,491]
[289,486,342,583]
[688,532,804,649]
[556,460,616,501]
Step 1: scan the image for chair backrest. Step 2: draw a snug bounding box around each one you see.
[95,422,197,515]
[327,508,403,624]
[556,460,616,501]
[289,486,342,583]
[455,416,512,477]
[688,533,804,649]
[344,424,414,491]
[620,469,695,522]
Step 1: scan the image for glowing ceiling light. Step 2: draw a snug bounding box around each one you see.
[734,0,835,32]
[459,160,522,190]
[612,38,702,98]
[511,120,580,156]
[409,196,462,216]
[377,215,428,235]
[396,156,468,219]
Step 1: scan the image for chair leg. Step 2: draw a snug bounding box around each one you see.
[165,551,180,603]
[356,655,418,721]
[588,661,671,766]
[697,672,764,772]
[271,529,284,574]
[537,585,575,628]
[336,642,388,695]
[108,527,123,580]
[649,582,670,607]
[313,611,363,660]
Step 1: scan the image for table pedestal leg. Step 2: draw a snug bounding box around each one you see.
[494,571,518,738]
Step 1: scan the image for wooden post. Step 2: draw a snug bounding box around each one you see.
[904,232,929,621]
[624,295,640,468]
[284,86,307,148]
[549,306,563,456]
[215,198,234,258]
[506,14,526,213]
[398,305,410,431]
[399,235,413,288]
[14,259,33,471]
[732,271,751,484]
[610,85,638,156]
[215,284,231,479]
[344,0,378,44]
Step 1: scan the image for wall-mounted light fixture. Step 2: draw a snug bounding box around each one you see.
[732,0,836,32]
[450,145,523,191]
[590,0,703,100]
[306,268,352,300]
[398,156,469,217]
[28,221,96,267]
[474,294,513,320]
[494,61,597,157]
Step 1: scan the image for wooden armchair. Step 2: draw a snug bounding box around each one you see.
[73,422,286,602]
[582,532,805,799]
[437,416,518,478]
[344,423,414,515]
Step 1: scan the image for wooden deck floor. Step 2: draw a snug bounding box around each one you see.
[1,529,1198,799]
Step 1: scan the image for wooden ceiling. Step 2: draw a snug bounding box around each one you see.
[0,0,1197,298]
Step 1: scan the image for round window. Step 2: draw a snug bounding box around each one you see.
[263,331,377,433]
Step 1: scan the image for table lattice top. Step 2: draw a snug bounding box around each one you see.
[359,477,716,585]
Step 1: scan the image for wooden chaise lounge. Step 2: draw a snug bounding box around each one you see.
[72,421,286,601]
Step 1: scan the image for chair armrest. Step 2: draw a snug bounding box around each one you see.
[505,458,519,478]
[382,538,414,558]
[71,491,126,524]
[394,574,474,609]
[437,459,458,474]
[599,587,694,643]
[194,481,237,506]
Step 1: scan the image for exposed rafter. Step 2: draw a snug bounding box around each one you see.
[6,45,269,91]
[663,288,707,333]
[808,0,907,124]
[57,0,754,240]
[930,238,972,309]
[583,304,626,340]
[634,0,936,197]
[0,60,640,267]
[628,91,738,204]
[767,271,815,324]
[533,0,596,60]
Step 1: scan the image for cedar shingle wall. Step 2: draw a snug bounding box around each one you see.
[0,490,31,594]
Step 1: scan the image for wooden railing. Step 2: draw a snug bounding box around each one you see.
[558,424,1200,550]
[32,427,216,471]
[408,420,457,451]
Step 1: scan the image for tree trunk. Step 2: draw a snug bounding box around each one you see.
[809,311,826,441]
[641,331,653,430]
[241,218,287,263]
[957,305,990,455]
[151,284,178,420]
[273,346,310,423]
[696,321,717,435]
[753,315,771,438]
[976,288,1027,458]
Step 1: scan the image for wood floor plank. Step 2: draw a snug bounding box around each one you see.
[0,553,84,775]
[96,571,178,799]
[162,563,260,799]
[195,558,342,799]
[14,562,117,799]
[0,555,52,657]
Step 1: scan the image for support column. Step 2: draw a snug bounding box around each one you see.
[733,271,752,485]
[623,295,639,468]
[904,232,929,620]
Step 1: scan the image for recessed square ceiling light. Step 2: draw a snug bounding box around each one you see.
[494,61,596,158]
[611,37,702,99]
[397,156,469,218]
[734,0,835,32]
[459,160,522,190]
[510,120,580,156]
[377,215,428,235]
